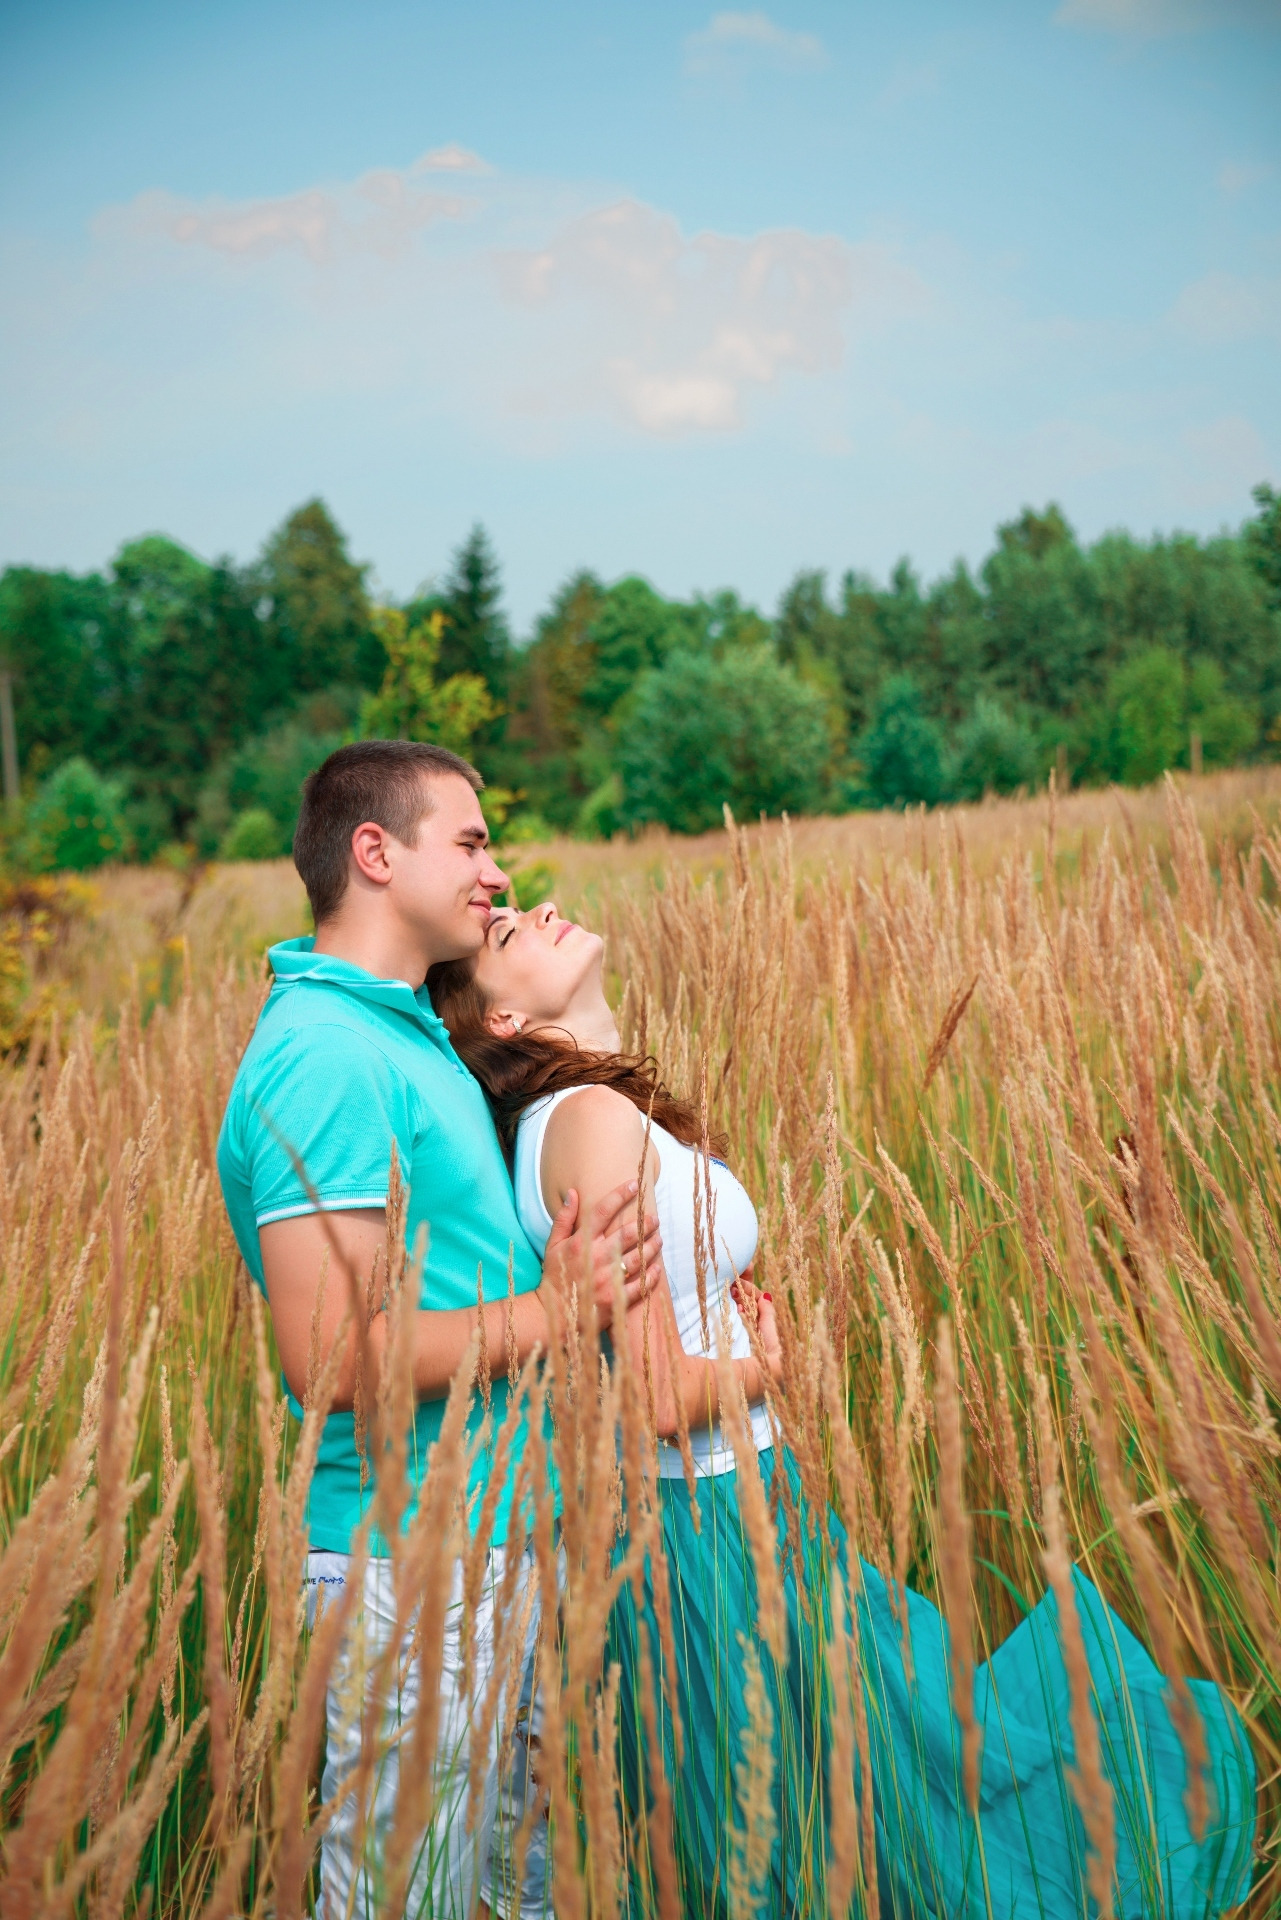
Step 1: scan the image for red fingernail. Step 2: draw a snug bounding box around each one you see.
[762,1292,772,1302]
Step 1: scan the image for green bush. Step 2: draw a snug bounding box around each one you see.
[618,648,832,835]
[1187,658,1257,768]
[856,677,946,809]
[949,698,1038,802]
[220,808,285,861]
[1076,646,1257,786]
[21,758,131,871]
[574,774,623,841]
[194,698,354,856]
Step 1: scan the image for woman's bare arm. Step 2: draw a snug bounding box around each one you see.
[540,1086,775,1439]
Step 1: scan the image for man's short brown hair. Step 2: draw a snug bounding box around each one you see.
[294,740,483,925]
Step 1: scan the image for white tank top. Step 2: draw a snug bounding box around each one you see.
[513,1087,773,1477]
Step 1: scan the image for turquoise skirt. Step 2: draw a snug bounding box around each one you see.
[607,1447,1256,1919]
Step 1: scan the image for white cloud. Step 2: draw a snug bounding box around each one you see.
[1217,159,1272,195]
[1170,269,1281,344]
[5,150,1277,618]
[415,144,492,174]
[86,164,923,440]
[497,199,922,434]
[102,159,473,264]
[684,10,826,75]
[1055,0,1281,32]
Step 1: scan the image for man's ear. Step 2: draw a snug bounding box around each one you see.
[350,820,395,888]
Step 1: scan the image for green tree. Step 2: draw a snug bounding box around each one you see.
[503,571,607,830]
[949,698,1038,801]
[824,574,887,735]
[856,677,946,809]
[255,500,380,695]
[21,758,130,871]
[362,607,496,759]
[108,535,210,647]
[429,525,511,703]
[193,690,357,856]
[98,550,278,834]
[1245,482,1281,614]
[619,648,831,835]
[981,513,1103,717]
[776,570,841,672]
[580,577,693,720]
[1076,646,1254,786]
[1187,658,1257,768]
[919,564,989,725]
[688,590,772,656]
[0,567,106,779]
[1102,647,1185,785]
[996,503,1075,559]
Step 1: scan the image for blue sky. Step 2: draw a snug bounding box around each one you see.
[1,0,1278,627]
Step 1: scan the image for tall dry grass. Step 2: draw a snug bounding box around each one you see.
[0,773,1277,1914]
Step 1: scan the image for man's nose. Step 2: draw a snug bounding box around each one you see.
[480,852,510,897]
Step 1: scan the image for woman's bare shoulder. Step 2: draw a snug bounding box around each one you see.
[539,1083,656,1214]
[543,1082,644,1143]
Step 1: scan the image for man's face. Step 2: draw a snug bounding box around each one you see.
[388,773,509,965]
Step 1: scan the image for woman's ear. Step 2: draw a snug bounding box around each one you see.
[486,1008,527,1039]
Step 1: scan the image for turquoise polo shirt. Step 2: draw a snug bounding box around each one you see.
[216,937,546,1555]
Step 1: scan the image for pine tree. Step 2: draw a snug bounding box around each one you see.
[435,525,511,702]
[255,500,380,695]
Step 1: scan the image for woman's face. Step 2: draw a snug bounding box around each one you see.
[473,900,604,1033]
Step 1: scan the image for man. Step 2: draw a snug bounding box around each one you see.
[217,739,659,1917]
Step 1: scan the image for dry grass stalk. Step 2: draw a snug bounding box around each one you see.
[934,1317,981,1816]
[1035,1370,1118,1920]
[726,1632,776,1917]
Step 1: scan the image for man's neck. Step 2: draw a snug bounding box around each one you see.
[312,909,435,987]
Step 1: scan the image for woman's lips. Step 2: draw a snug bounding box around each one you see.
[554,922,577,945]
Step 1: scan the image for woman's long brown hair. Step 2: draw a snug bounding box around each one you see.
[426,957,725,1156]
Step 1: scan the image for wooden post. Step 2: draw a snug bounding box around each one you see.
[0,669,18,810]
[1190,729,1203,779]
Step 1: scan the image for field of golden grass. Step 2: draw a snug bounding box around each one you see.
[1,768,1279,1914]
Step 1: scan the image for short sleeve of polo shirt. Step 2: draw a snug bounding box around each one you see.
[243,1022,418,1226]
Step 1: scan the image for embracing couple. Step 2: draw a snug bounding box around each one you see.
[218,739,1255,1920]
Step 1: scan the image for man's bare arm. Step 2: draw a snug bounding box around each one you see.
[260,1179,663,1410]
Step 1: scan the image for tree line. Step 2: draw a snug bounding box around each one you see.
[1,486,1279,870]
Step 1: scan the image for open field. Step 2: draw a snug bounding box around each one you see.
[20,765,1281,1018]
[1,769,1279,1914]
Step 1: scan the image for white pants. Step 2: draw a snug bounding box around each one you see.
[307,1545,552,1920]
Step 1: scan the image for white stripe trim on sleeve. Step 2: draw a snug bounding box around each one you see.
[255,1192,389,1227]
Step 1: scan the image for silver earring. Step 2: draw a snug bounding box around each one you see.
[511,1015,524,1033]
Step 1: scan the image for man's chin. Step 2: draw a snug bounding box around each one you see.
[444,915,489,961]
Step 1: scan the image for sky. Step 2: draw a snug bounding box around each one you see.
[1,0,1278,629]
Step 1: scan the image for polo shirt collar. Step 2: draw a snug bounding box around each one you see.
[268,936,459,1052]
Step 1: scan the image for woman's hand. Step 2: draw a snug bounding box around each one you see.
[541,1179,662,1333]
[730,1269,783,1388]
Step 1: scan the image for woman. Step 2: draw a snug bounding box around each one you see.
[430,901,1257,1919]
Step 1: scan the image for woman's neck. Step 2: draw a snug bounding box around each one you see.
[536,984,620,1054]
